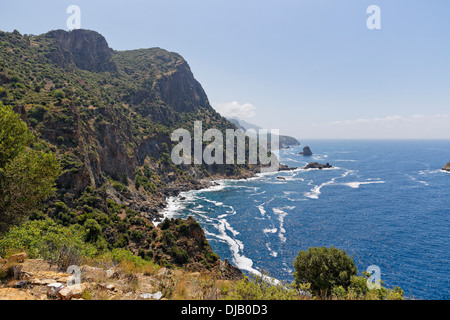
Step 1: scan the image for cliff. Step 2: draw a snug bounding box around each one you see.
[0,29,250,276]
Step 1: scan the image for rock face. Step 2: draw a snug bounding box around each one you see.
[299,146,313,156]
[304,162,333,170]
[442,163,450,171]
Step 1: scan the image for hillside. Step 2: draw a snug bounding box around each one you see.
[0,29,255,275]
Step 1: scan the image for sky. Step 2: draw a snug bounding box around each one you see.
[1,0,449,139]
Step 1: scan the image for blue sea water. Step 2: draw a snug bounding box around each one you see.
[161,140,450,300]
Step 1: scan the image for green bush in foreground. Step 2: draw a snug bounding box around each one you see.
[0,219,98,262]
[225,273,302,300]
[293,246,404,300]
[0,218,159,272]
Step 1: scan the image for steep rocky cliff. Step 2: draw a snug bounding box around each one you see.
[0,29,251,276]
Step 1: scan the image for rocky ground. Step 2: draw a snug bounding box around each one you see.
[0,253,237,300]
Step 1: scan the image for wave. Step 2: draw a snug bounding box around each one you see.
[304,168,359,199]
[206,219,273,280]
[265,243,278,258]
[263,228,277,234]
[257,205,267,217]
[419,169,444,175]
[273,207,294,243]
[341,181,386,189]
[305,178,338,199]
[407,175,429,186]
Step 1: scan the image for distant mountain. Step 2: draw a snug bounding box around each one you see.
[228,117,300,149]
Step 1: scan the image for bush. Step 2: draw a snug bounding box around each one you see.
[226,273,300,300]
[84,219,102,242]
[0,219,98,261]
[293,247,357,297]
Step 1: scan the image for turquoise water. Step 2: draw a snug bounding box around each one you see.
[162,140,450,300]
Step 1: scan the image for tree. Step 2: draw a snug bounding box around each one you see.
[84,219,102,242]
[293,246,357,297]
[0,103,61,232]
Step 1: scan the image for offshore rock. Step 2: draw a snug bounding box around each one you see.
[299,146,313,156]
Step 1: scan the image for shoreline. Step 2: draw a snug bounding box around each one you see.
[153,164,299,280]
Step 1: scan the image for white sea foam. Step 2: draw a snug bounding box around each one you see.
[266,243,278,257]
[263,228,277,234]
[305,179,336,199]
[257,205,266,217]
[206,218,272,280]
[272,207,293,243]
[419,169,443,175]
[155,195,185,225]
[304,168,358,199]
[341,181,386,189]
[406,175,429,186]
[203,198,224,207]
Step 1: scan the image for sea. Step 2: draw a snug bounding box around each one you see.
[160,140,450,300]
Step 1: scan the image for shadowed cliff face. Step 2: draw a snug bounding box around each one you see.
[153,61,210,113]
[46,29,118,73]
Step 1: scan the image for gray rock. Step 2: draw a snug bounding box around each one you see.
[12,280,29,288]
[47,283,65,297]
[299,146,313,156]
[304,162,333,170]
[140,291,163,300]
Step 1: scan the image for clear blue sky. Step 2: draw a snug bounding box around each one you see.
[1,0,449,139]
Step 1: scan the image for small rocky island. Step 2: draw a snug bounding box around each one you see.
[304,162,333,170]
[442,163,450,172]
[299,146,313,156]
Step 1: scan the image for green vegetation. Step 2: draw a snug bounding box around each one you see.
[0,219,98,265]
[293,246,357,297]
[0,102,61,232]
[293,247,404,300]
[225,273,301,300]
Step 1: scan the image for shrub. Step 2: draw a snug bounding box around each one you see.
[293,247,357,297]
[84,219,102,242]
[0,219,98,261]
[226,273,300,300]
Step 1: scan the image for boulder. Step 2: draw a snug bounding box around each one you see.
[304,162,333,170]
[106,267,120,279]
[140,291,163,300]
[58,283,90,300]
[442,162,450,172]
[8,252,27,263]
[279,164,298,171]
[12,280,29,288]
[47,283,65,297]
[299,146,313,156]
